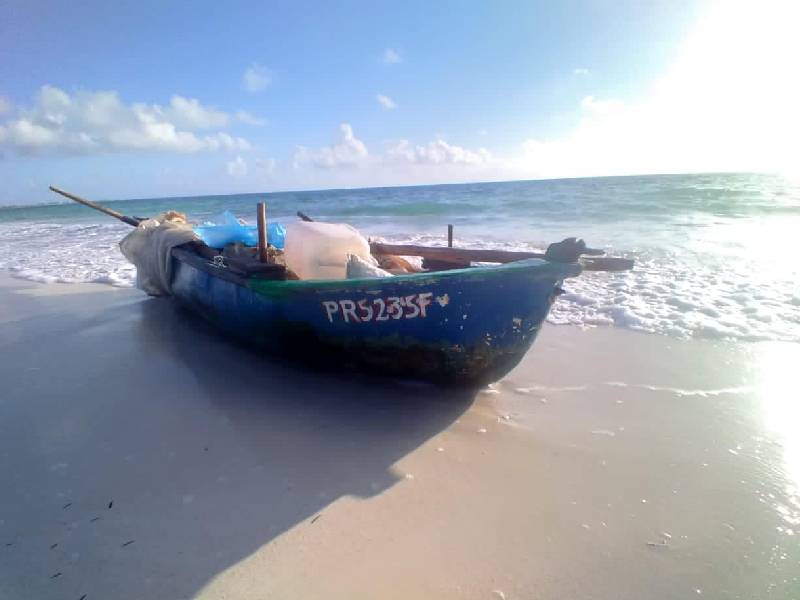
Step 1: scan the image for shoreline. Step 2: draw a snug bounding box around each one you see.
[1,274,797,599]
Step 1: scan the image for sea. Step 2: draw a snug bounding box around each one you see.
[1,173,798,343]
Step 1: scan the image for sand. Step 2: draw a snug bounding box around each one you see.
[0,272,797,599]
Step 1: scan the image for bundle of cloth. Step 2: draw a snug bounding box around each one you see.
[119,211,198,296]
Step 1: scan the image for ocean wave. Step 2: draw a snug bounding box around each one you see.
[0,221,136,288]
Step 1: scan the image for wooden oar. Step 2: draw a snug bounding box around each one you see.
[49,186,141,227]
[370,241,634,272]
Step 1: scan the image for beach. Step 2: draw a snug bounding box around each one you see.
[1,272,797,599]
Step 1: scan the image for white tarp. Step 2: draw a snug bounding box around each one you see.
[119,213,199,296]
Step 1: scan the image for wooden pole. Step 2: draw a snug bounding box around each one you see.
[257,202,269,263]
[49,185,221,262]
[49,186,141,226]
[447,224,453,247]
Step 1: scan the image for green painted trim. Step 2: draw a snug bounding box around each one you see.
[247,258,581,298]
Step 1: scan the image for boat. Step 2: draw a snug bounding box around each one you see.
[170,246,580,385]
[48,186,633,386]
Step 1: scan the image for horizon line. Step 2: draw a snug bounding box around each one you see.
[0,170,773,210]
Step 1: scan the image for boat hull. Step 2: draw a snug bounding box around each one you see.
[169,249,581,385]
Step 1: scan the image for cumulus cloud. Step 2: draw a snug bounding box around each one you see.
[376,94,397,110]
[226,155,248,177]
[386,139,491,166]
[242,63,271,92]
[383,48,401,64]
[0,86,251,156]
[236,110,267,126]
[293,123,369,169]
[292,124,493,175]
[167,96,229,129]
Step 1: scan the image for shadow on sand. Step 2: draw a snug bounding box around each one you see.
[0,290,475,599]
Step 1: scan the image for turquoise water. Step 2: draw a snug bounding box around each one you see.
[1,173,799,341]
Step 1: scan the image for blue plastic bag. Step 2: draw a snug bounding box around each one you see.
[194,211,285,249]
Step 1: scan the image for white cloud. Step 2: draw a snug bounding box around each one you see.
[386,139,491,166]
[226,155,248,177]
[0,86,251,156]
[293,123,369,169]
[573,68,589,75]
[242,63,271,93]
[383,48,401,64]
[292,124,492,177]
[0,97,12,115]
[236,110,267,126]
[376,94,397,110]
[168,96,229,129]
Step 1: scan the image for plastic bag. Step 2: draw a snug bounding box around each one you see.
[193,210,285,249]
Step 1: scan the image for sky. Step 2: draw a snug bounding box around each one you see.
[0,0,798,205]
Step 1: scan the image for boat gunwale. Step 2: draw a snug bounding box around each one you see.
[171,247,582,295]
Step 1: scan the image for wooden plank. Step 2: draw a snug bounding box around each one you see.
[370,241,633,272]
[371,241,545,263]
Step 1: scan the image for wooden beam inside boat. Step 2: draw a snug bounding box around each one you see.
[371,242,540,264]
[370,242,634,272]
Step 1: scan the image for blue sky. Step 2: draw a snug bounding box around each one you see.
[0,0,796,204]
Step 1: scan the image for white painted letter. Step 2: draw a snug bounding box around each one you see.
[323,301,339,323]
[357,299,374,322]
[340,299,360,323]
[404,295,420,318]
[417,292,433,317]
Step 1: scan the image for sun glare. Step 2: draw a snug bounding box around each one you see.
[756,342,800,506]
[517,1,800,179]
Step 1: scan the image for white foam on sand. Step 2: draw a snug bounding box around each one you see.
[373,232,800,343]
[0,221,136,287]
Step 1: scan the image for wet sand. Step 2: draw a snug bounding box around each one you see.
[0,273,797,599]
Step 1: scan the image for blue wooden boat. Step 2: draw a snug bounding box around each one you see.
[170,247,581,385]
[48,186,631,386]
